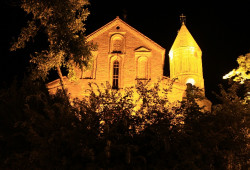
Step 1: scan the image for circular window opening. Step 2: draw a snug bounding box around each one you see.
[116,26,120,30]
[186,78,195,85]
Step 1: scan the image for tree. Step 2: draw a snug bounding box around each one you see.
[223,53,250,84]
[10,0,95,92]
[0,77,100,169]
[210,81,249,169]
[2,77,248,169]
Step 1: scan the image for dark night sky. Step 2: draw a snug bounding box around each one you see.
[1,0,249,104]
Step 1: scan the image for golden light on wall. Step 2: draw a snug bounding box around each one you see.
[137,57,148,79]
[186,78,195,85]
[169,50,173,61]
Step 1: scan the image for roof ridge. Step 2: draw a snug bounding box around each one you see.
[86,17,119,39]
[86,17,165,51]
[118,18,165,50]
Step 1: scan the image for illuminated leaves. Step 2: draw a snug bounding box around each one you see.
[30,50,65,80]
[10,20,39,51]
[223,53,250,84]
[11,0,94,84]
[81,81,185,135]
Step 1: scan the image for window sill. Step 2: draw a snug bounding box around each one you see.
[81,77,93,79]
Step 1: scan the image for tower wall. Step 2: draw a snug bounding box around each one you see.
[169,23,205,90]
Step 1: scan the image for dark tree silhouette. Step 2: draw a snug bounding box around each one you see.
[0,78,249,169]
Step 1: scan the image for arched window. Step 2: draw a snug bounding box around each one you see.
[112,60,119,89]
[113,38,122,52]
[110,34,124,53]
[137,57,148,79]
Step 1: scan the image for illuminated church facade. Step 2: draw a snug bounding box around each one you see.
[47,16,211,110]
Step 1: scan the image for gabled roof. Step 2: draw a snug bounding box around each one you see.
[170,23,201,51]
[86,16,165,52]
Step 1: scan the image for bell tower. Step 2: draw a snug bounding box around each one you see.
[169,15,204,90]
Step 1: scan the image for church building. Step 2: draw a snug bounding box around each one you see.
[47,16,211,110]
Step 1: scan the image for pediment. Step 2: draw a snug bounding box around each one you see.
[134,46,151,52]
[86,17,165,52]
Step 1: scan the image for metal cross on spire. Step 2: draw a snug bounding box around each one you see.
[180,14,186,25]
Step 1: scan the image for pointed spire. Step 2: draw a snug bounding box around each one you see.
[180,14,186,25]
[170,18,200,51]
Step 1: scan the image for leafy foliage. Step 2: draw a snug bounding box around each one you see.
[223,53,250,84]
[0,78,249,169]
[10,0,95,82]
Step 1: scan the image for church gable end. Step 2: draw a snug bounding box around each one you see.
[86,17,165,52]
[84,17,165,88]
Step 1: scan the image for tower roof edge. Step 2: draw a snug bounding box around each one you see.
[170,23,201,52]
